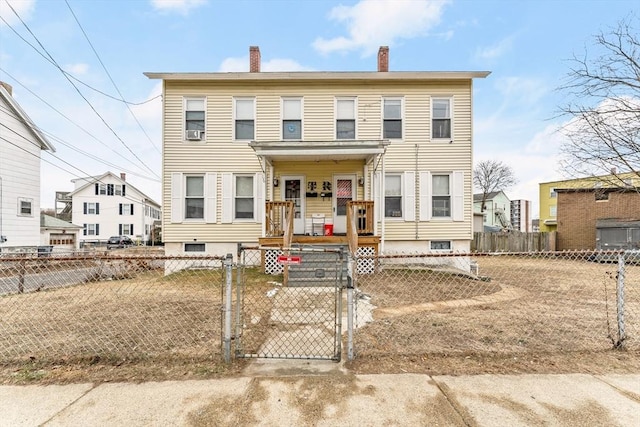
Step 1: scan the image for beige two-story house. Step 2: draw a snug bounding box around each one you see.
[145,47,489,262]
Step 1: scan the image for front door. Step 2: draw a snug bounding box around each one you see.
[333,175,355,234]
[282,176,304,234]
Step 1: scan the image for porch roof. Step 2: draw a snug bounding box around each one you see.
[249,140,390,162]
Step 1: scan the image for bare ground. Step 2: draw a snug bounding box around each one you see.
[0,254,638,384]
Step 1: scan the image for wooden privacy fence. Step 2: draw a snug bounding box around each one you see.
[472,231,556,252]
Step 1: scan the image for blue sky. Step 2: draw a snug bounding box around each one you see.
[0,0,637,216]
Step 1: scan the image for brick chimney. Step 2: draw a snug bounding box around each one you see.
[249,46,261,73]
[377,46,389,72]
[0,81,13,96]
[120,173,126,181]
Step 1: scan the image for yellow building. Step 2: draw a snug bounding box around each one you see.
[146,46,490,258]
[539,172,640,232]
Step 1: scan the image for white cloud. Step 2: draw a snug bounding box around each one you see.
[64,63,89,76]
[218,56,313,72]
[149,0,206,15]
[475,35,515,60]
[0,0,35,26]
[313,0,451,56]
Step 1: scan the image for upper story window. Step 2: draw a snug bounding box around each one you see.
[185,98,205,141]
[432,174,451,217]
[120,203,134,215]
[234,98,255,140]
[336,98,356,140]
[549,187,557,198]
[431,98,452,140]
[18,198,32,216]
[185,175,204,219]
[83,202,100,215]
[384,174,402,218]
[282,97,302,140]
[383,97,402,139]
[550,205,557,217]
[235,175,254,219]
[98,184,106,195]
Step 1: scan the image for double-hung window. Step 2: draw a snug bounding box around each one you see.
[120,224,133,235]
[383,98,402,139]
[384,175,402,218]
[120,203,134,215]
[18,198,32,216]
[83,223,99,236]
[84,202,99,215]
[185,98,205,140]
[432,98,452,140]
[432,174,451,217]
[185,176,204,219]
[234,98,255,140]
[235,175,254,219]
[282,97,302,140]
[336,98,356,139]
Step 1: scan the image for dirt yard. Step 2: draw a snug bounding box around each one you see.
[0,254,638,384]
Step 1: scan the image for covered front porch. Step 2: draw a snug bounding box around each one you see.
[250,139,388,255]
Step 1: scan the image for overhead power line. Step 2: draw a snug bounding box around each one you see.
[0,70,159,181]
[0,14,161,106]
[64,0,161,156]
[4,2,160,179]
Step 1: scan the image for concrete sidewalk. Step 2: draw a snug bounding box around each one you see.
[1,361,638,426]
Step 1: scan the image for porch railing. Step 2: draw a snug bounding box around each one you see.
[347,201,374,235]
[265,201,294,238]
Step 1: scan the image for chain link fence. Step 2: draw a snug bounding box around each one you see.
[0,251,225,364]
[353,250,639,359]
[0,249,637,367]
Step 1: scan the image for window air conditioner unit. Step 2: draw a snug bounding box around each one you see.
[186,130,202,140]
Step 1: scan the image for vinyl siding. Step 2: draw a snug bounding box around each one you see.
[162,79,475,243]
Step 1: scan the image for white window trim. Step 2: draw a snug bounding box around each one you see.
[233,97,256,141]
[419,171,464,222]
[381,96,404,141]
[17,197,33,217]
[335,96,358,140]
[233,174,256,222]
[183,96,206,142]
[281,97,303,140]
[384,173,403,220]
[221,172,264,224]
[430,96,454,142]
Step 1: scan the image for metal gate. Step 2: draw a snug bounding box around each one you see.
[231,247,345,360]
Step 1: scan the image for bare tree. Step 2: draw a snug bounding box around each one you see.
[473,160,518,212]
[557,14,640,186]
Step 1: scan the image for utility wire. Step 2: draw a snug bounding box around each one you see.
[0,70,159,180]
[64,0,161,156]
[4,2,160,179]
[0,103,160,183]
[0,132,160,207]
[0,14,160,106]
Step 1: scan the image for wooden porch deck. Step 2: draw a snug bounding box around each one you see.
[259,234,380,248]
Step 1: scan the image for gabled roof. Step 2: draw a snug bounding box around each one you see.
[0,85,55,152]
[40,214,82,229]
[66,171,160,207]
[144,71,491,83]
[473,191,507,202]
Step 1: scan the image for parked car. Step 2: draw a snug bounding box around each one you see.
[107,235,134,249]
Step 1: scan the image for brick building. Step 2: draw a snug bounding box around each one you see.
[556,188,640,250]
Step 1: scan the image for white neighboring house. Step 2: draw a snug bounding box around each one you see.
[66,172,161,246]
[0,82,55,252]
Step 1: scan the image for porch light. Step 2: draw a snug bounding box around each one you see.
[358,177,365,186]
[273,178,279,187]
